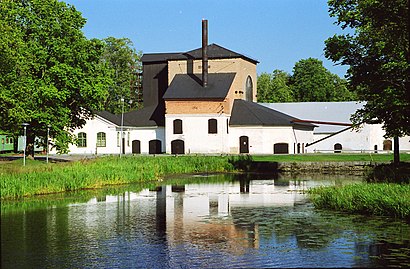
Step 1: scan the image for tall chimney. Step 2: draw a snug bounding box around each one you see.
[202,19,208,87]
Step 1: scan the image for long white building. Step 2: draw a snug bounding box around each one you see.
[53,21,409,156]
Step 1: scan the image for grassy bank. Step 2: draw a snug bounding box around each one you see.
[0,155,235,199]
[308,183,410,221]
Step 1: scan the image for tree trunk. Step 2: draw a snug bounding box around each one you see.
[27,132,35,158]
[393,136,400,166]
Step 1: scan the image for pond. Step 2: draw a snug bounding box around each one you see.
[1,173,409,268]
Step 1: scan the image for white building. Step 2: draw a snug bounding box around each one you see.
[55,21,409,156]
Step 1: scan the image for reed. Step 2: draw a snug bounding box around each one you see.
[308,183,410,220]
[0,155,236,199]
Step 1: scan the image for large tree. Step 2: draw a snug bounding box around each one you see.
[257,70,293,103]
[0,0,111,154]
[324,0,409,164]
[101,37,142,114]
[291,58,355,102]
[257,59,355,103]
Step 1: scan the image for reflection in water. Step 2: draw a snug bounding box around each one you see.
[1,173,409,268]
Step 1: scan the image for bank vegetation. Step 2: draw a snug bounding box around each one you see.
[0,156,235,200]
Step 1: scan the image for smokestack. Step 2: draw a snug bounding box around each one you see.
[202,19,208,87]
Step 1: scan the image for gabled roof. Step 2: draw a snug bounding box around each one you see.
[230,99,316,128]
[184,44,259,64]
[163,73,235,100]
[141,43,258,64]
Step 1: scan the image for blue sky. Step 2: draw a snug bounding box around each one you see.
[64,0,348,77]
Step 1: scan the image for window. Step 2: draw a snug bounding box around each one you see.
[383,140,392,151]
[173,119,182,134]
[96,132,106,147]
[208,119,217,134]
[127,132,130,147]
[77,132,87,147]
[117,132,120,147]
[245,76,253,101]
[274,143,289,154]
[334,143,342,153]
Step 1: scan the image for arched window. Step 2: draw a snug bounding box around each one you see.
[96,132,106,147]
[173,119,182,134]
[77,132,87,148]
[245,76,253,101]
[334,143,342,153]
[208,119,217,134]
[274,143,289,154]
[383,140,392,151]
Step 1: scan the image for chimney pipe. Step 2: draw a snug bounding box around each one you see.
[202,19,208,87]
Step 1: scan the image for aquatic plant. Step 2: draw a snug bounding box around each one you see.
[308,183,410,220]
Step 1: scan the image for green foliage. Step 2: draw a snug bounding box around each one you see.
[0,0,112,153]
[257,59,356,103]
[308,183,410,220]
[101,37,143,114]
[325,0,409,139]
[257,70,294,102]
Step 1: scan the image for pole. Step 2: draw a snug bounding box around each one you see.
[120,98,124,158]
[47,125,50,164]
[22,123,29,166]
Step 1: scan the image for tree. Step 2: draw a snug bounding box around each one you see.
[324,0,409,164]
[0,0,111,154]
[291,58,355,102]
[100,37,142,114]
[257,70,293,103]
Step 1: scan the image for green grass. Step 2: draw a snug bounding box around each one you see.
[308,183,410,220]
[0,155,236,199]
[252,153,410,162]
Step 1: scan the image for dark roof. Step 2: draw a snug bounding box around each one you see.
[142,43,258,64]
[163,73,235,100]
[95,111,123,126]
[230,99,316,128]
[141,52,183,63]
[96,104,165,128]
[122,104,165,127]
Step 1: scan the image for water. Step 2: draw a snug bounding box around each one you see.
[1,173,409,268]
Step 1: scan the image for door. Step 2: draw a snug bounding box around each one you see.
[122,138,125,154]
[149,140,162,154]
[239,136,249,154]
[132,140,141,154]
[171,139,185,154]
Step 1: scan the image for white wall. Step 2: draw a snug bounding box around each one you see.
[228,126,314,154]
[57,116,118,155]
[165,114,230,154]
[305,123,404,153]
[129,127,165,154]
